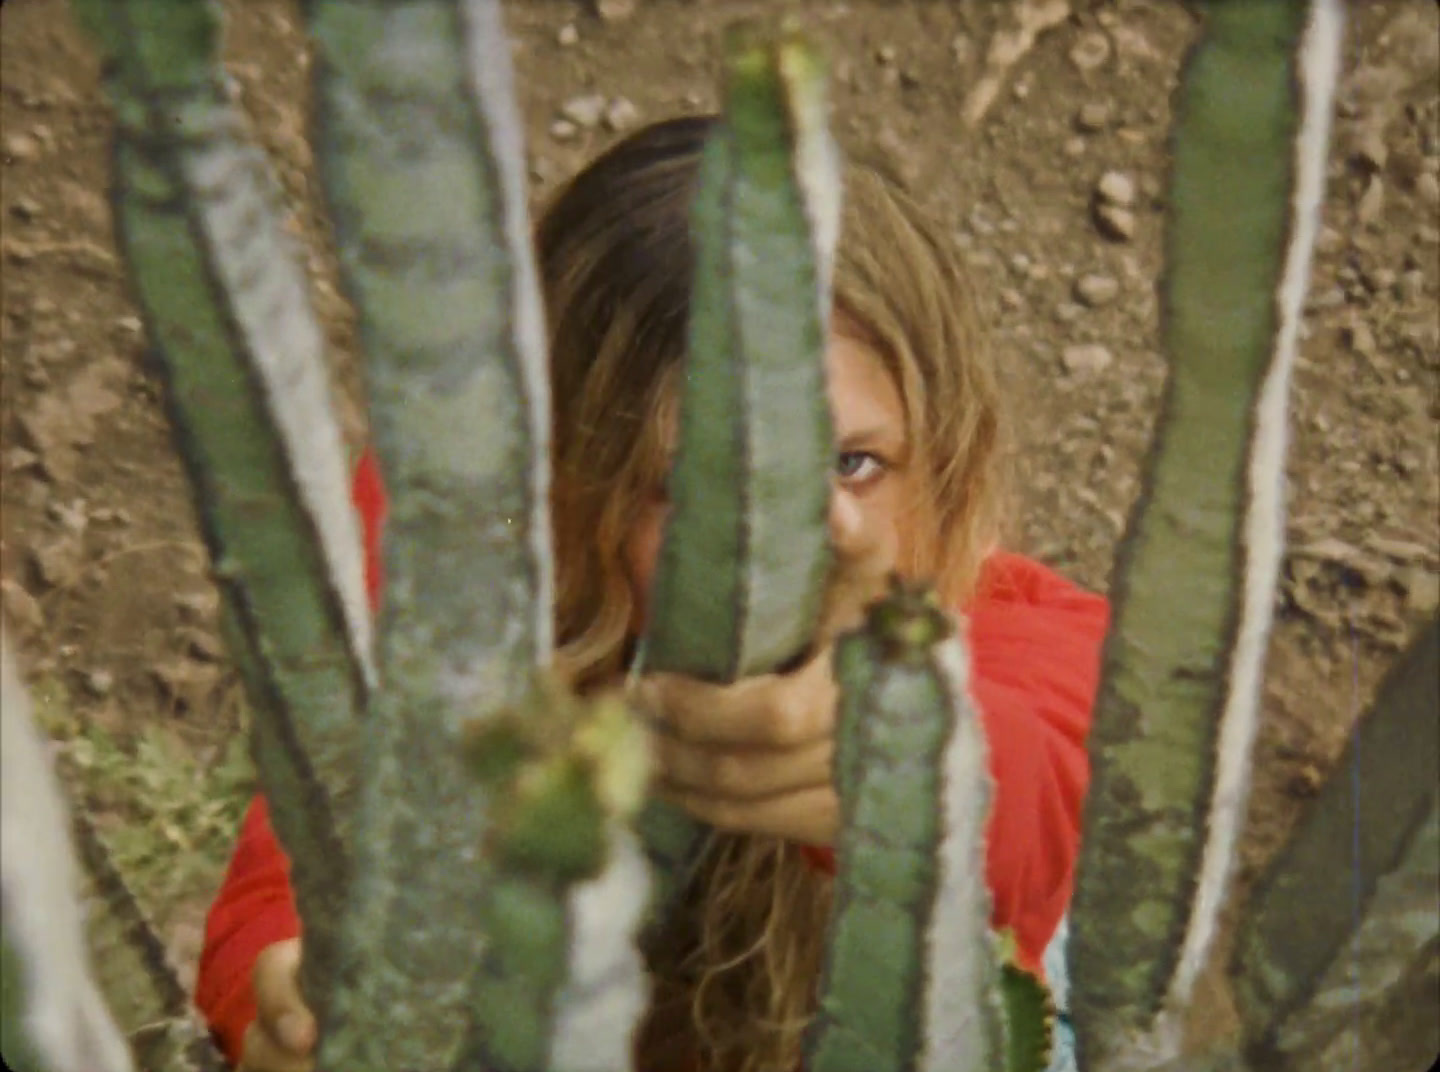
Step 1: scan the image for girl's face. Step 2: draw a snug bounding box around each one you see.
[623,325,925,638]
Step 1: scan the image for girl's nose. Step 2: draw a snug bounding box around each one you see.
[828,487,871,560]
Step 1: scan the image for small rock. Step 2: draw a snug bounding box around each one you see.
[151,659,222,712]
[1075,273,1120,307]
[3,133,40,162]
[951,33,974,66]
[1341,319,1376,358]
[560,93,607,130]
[875,44,897,66]
[1054,302,1085,324]
[1363,266,1396,294]
[1,579,45,637]
[549,119,579,142]
[82,669,114,699]
[174,591,218,623]
[593,0,637,21]
[1415,171,1440,207]
[603,96,640,133]
[1062,342,1114,375]
[999,288,1023,311]
[1075,101,1113,133]
[1063,136,1087,158]
[1069,31,1112,73]
[30,536,84,590]
[1096,170,1136,207]
[116,314,143,336]
[6,447,41,473]
[1356,174,1385,226]
[10,197,41,222]
[45,498,88,536]
[1403,568,1440,616]
[556,23,579,47]
[1094,204,1136,242]
[179,627,225,663]
[1396,269,1426,302]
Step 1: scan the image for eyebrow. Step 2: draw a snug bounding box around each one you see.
[838,426,905,453]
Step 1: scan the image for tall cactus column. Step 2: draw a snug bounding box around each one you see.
[301,0,559,1067]
[634,30,842,933]
[1068,0,1342,1065]
[70,0,377,1020]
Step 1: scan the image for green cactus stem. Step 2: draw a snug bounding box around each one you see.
[463,682,651,1070]
[302,0,556,1065]
[1069,1,1339,1062]
[70,0,378,1019]
[634,24,843,958]
[808,579,1023,1072]
[1231,617,1438,1072]
[2,627,135,1072]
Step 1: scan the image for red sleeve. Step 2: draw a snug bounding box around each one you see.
[195,448,388,1063]
[801,551,1109,978]
[195,796,301,1063]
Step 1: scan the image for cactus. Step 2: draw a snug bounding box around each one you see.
[2,625,134,1072]
[4,1,1433,1071]
[633,26,842,949]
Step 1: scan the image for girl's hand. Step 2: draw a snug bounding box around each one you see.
[238,938,315,1072]
[641,646,842,847]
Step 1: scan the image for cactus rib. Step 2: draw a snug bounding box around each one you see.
[70,0,375,1018]
[808,580,1008,1072]
[1069,1,1328,1062]
[303,0,554,1065]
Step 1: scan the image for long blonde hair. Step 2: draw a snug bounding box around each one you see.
[535,116,1007,1071]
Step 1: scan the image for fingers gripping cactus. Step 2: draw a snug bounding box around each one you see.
[10,2,1436,1072]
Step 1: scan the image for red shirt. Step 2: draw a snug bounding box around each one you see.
[195,449,1109,1064]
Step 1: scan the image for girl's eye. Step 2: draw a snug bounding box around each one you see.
[836,450,884,484]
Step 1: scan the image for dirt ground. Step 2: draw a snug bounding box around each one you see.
[2,0,1437,1058]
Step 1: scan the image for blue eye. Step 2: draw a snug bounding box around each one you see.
[837,451,883,483]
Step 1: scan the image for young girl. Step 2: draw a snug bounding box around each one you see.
[196,116,1110,1072]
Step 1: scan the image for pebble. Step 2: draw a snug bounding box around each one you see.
[1415,171,1440,207]
[1054,301,1085,324]
[1075,273,1120,307]
[560,93,607,130]
[1075,101,1112,133]
[30,536,84,590]
[951,33,974,66]
[1063,137,1087,158]
[1094,203,1136,242]
[1356,174,1385,226]
[603,96,640,133]
[549,118,579,142]
[10,197,41,222]
[3,133,40,163]
[83,669,114,699]
[6,447,41,473]
[46,498,88,535]
[557,23,579,47]
[1342,320,1376,358]
[1062,342,1114,374]
[175,591,218,622]
[594,0,637,21]
[1069,31,1112,72]
[1397,269,1426,302]
[0,579,45,636]
[1096,170,1136,207]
